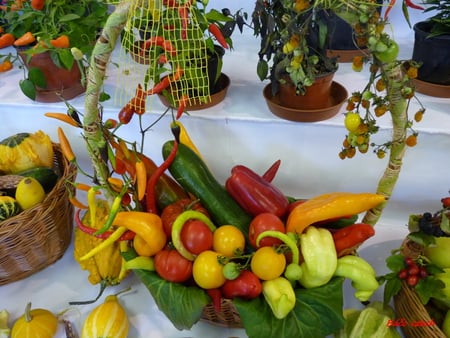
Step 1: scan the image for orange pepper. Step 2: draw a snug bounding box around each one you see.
[135,160,147,201]
[0,60,13,72]
[50,35,70,48]
[44,112,80,127]
[57,127,76,162]
[13,31,36,47]
[0,33,15,49]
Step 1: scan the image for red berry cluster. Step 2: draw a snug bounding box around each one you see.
[398,257,428,287]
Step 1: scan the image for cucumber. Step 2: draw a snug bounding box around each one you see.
[16,167,59,193]
[162,140,252,236]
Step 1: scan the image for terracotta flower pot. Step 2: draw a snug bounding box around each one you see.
[278,72,335,110]
[19,51,85,102]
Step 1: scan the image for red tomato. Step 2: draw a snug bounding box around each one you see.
[248,213,285,249]
[160,198,209,238]
[180,219,213,255]
[154,249,193,283]
[221,270,262,300]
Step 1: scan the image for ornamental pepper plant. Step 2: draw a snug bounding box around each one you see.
[0,0,110,100]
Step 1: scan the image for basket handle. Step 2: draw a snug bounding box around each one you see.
[83,1,131,197]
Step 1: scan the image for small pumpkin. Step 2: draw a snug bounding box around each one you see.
[0,195,21,221]
[81,290,130,338]
[11,302,58,338]
[0,131,54,174]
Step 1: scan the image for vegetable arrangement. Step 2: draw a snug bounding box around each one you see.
[56,108,385,337]
[0,131,59,221]
[380,196,450,336]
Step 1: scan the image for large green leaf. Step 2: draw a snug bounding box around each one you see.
[234,277,345,338]
[123,250,210,330]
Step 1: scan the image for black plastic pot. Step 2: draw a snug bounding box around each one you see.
[412,21,450,85]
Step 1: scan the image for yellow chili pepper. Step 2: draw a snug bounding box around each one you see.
[135,160,147,201]
[286,192,386,234]
[57,127,76,162]
[87,187,99,228]
[171,120,204,161]
[80,226,128,261]
[108,177,124,192]
[113,211,167,257]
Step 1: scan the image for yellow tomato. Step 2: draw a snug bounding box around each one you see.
[251,246,286,281]
[213,225,245,257]
[193,250,226,289]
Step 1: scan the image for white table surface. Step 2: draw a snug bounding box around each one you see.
[0,2,448,336]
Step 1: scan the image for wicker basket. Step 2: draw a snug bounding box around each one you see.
[0,143,77,285]
[201,299,243,328]
[393,238,447,338]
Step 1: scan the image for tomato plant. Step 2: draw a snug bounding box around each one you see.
[221,270,262,299]
[213,225,245,257]
[248,213,285,249]
[154,249,193,283]
[344,112,361,133]
[374,40,399,63]
[250,246,286,280]
[192,250,226,289]
[160,198,209,238]
[180,219,213,255]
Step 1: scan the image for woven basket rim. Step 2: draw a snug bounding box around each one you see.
[0,143,77,285]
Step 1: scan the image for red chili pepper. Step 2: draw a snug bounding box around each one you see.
[145,139,179,214]
[208,23,228,49]
[118,104,134,124]
[147,77,171,95]
[384,0,396,20]
[404,0,424,10]
[261,159,281,183]
[178,5,189,40]
[225,165,289,218]
[441,197,450,208]
[176,94,189,119]
[74,209,135,241]
[332,223,375,257]
[142,36,165,49]
[206,288,222,312]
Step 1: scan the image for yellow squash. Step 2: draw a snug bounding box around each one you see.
[73,199,126,286]
[81,292,129,338]
[0,131,54,174]
[11,303,58,338]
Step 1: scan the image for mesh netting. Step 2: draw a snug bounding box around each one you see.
[114,0,211,109]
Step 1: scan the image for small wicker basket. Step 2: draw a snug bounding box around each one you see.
[0,143,77,286]
[201,299,243,328]
[393,238,447,338]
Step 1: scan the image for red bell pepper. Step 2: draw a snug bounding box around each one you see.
[225,165,289,218]
[332,223,375,257]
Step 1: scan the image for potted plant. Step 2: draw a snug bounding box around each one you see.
[0,0,110,102]
[252,0,348,121]
[407,0,450,97]
[120,0,246,112]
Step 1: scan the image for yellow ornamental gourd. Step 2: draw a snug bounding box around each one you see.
[11,303,58,338]
[0,131,54,174]
[73,199,126,287]
[81,291,129,338]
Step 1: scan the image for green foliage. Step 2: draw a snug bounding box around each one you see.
[423,0,450,36]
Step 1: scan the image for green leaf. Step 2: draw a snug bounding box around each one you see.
[440,213,450,235]
[234,277,345,338]
[407,232,436,247]
[383,277,402,304]
[19,79,36,100]
[385,254,405,273]
[123,250,210,330]
[257,60,269,81]
[28,67,46,88]
[415,277,445,304]
[57,49,75,70]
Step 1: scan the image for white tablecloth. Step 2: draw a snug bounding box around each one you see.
[0,2,448,336]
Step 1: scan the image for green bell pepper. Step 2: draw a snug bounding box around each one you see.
[262,277,296,319]
[298,226,337,288]
[333,255,379,302]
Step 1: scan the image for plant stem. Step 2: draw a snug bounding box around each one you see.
[362,63,408,226]
[83,1,131,199]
